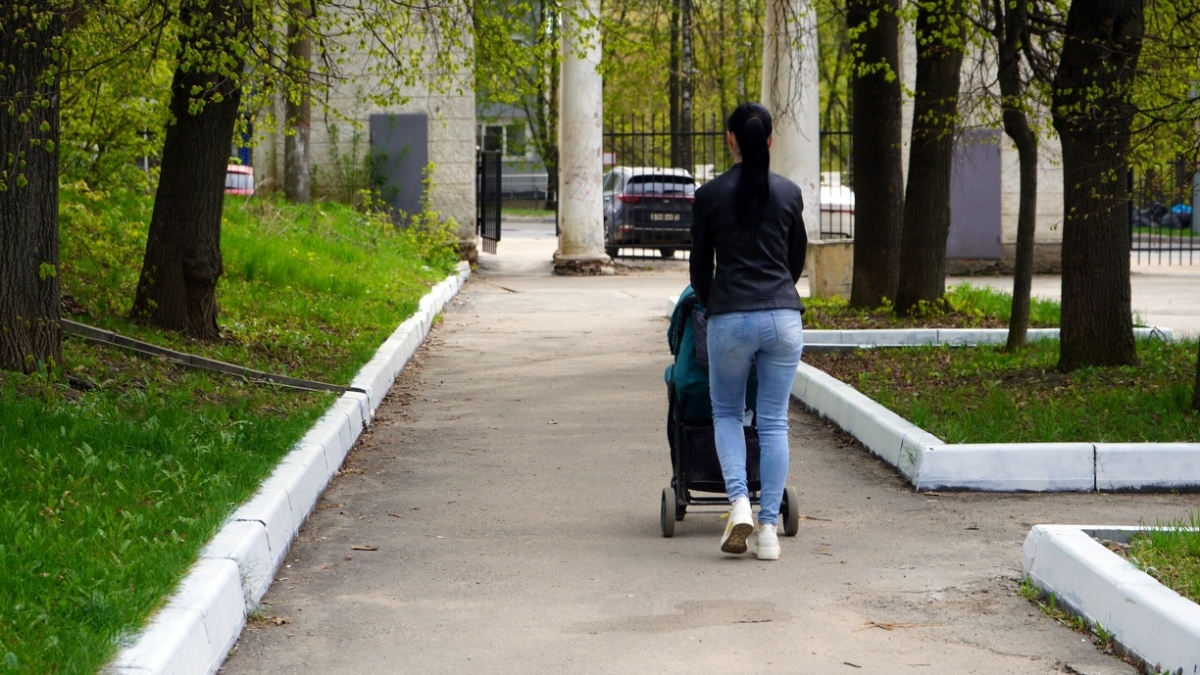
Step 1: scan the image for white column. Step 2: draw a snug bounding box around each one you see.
[761,0,820,244]
[555,0,609,274]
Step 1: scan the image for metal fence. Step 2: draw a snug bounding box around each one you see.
[602,114,729,260]
[1129,161,1200,265]
[601,115,857,260]
[477,150,502,254]
[820,130,854,239]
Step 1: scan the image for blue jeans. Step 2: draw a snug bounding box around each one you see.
[707,309,804,526]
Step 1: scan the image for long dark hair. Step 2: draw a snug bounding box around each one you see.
[727,102,772,235]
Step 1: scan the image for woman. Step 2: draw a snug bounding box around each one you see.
[689,102,807,561]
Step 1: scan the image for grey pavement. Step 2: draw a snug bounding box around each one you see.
[220,220,1198,674]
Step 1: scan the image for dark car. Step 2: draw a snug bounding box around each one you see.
[603,166,695,258]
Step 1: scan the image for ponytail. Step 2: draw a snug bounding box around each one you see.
[728,102,773,235]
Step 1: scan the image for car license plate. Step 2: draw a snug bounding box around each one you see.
[650,213,680,222]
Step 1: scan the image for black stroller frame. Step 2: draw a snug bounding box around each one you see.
[661,289,799,538]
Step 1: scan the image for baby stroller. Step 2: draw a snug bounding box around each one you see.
[661,286,800,538]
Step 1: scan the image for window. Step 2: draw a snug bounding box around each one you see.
[477,123,529,159]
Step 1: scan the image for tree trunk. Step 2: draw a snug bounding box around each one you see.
[1,0,63,373]
[131,0,251,340]
[677,0,694,172]
[848,0,904,307]
[284,16,312,203]
[995,0,1039,351]
[894,0,965,315]
[1051,0,1142,371]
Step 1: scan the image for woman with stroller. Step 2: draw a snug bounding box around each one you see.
[689,102,807,560]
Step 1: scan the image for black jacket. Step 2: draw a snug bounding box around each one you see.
[689,165,807,316]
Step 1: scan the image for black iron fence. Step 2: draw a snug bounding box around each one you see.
[820,130,854,239]
[601,114,728,260]
[601,115,856,259]
[1129,160,1199,265]
[477,150,502,254]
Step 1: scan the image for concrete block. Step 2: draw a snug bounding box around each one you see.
[308,406,354,471]
[200,520,274,604]
[801,329,845,346]
[1096,443,1200,491]
[935,329,1007,346]
[790,364,811,403]
[840,329,937,346]
[916,443,1095,492]
[1024,525,1200,673]
[105,605,207,675]
[898,431,937,481]
[107,559,245,675]
[418,295,436,318]
[337,391,371,433]
[284,441,331,481]
[267,459,323,526]
[231,484,295,569]
[853,408,915,467]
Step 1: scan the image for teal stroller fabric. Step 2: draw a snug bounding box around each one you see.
[665,286,757,422]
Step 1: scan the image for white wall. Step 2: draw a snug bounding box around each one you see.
[257,4,476,241]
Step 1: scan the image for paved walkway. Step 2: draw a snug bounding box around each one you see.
[220,221,1197,674]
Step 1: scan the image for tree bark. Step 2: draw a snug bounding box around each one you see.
[677,0,694,172]
[848,0,905,307]
[894,0,966,315]
[1051,0,1142,371]
[995,0,1039,351]
[131,0,251,339]
[0,0,63,373]
[284,16,312,203]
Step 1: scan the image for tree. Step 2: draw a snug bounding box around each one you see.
[1051,0,1143,371]
[988,0,1054,350]
[893,0,966,315]
[847,0,905,307]
[129,0,251,339]
[1,0,66,373]
[284,8,313,203]
[474,0,561,210]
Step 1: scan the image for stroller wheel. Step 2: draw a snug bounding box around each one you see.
[782,486,800,537]
[660,487,676,537]
[675,500,687,521]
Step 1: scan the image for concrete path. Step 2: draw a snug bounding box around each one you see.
[220,220,1197,674]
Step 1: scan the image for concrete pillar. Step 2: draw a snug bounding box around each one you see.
[555,0,611,275]
[761,0,820,245]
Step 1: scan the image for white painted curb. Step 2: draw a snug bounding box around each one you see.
[664,296,1175,346]
[792,360,1200,492]
[1023,525,1200,673]
[103,262,471,675]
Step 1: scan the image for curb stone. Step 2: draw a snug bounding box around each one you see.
[102,262,471,675]
[1023,525,1200,673]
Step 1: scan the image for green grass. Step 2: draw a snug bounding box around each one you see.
[1128,510,1200,605]
[804,337,1200,444]
[803,283,1061,330]
[501,205,555,217]
[0,186,457,674]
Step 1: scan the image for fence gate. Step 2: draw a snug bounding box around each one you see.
[477,150,502,253]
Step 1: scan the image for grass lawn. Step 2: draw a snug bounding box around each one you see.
[1126,511,1200,605]
[0,186,458,674]
[802,283,1062,330]
[804,337,1200,444]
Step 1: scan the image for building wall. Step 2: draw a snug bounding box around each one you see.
[257,7,476,249]
[998,134,1065,272]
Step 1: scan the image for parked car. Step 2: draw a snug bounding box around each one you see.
[603,166,695,258]
[819,176,855,238]
[224,164,255,196]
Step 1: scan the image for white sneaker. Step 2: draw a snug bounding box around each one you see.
[720,497,754,554]
[750,524,780,560]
